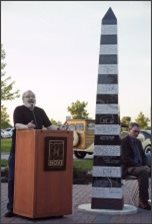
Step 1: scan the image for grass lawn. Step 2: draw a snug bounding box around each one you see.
[1,158,93,173]
[1,159,8,167]
[1,138,12,153]
[73,159,93,172]
[1,159,93,171]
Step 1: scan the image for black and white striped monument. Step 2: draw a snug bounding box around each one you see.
[91,7,123,210]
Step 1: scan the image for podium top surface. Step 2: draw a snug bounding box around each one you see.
[16,129,72,134]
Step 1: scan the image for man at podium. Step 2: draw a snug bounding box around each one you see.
[5,90,57,217]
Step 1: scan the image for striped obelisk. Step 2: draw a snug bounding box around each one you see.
[91,8,123,210]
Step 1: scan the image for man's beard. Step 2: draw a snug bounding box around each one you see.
[24,101,36,109]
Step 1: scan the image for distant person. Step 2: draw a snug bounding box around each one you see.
[121,122,151,210]
[5,90,58,217]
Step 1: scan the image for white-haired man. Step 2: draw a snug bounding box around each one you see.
[5,90,57,217]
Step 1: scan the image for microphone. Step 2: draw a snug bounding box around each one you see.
[31,103,38,129]
[30,103,34,111]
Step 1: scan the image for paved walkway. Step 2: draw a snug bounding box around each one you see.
[1,180,151,224]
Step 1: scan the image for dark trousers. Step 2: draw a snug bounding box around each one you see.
[127,166,150,202]
[7,152,15,211]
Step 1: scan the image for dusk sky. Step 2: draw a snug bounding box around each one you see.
[1,1,151,125]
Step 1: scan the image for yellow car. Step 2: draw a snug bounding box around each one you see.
[65,119,94,159]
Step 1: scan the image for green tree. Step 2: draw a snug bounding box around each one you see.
[1,105,11,128]
[121,116,131,129]
[135,112,150,129]
[50,118,58,125]
[67,100,89,119]
[1,44,20,128]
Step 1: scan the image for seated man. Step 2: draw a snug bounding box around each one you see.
[121,122,151,210]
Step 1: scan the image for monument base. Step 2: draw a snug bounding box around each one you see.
[78,203,137,215]
[91,198,123,210]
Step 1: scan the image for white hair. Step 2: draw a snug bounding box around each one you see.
[22,90,35,99]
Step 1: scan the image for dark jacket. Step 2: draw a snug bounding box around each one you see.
[121,135,147,177]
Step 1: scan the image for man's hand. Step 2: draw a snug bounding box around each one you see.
[27,120,36,129]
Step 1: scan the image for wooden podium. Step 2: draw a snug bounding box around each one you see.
[13,129,73,218]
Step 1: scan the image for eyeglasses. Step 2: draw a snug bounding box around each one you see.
[23,95,35,98]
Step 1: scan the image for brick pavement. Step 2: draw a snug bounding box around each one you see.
[1,181,151,224]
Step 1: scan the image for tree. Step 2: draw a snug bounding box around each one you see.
[135,112,150,129]
[1,44,20,128]
[50,118,58,125]
[1,105,11,128]
[67,100,89,119]
[1,45,20,101]
[121,116,131,128]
